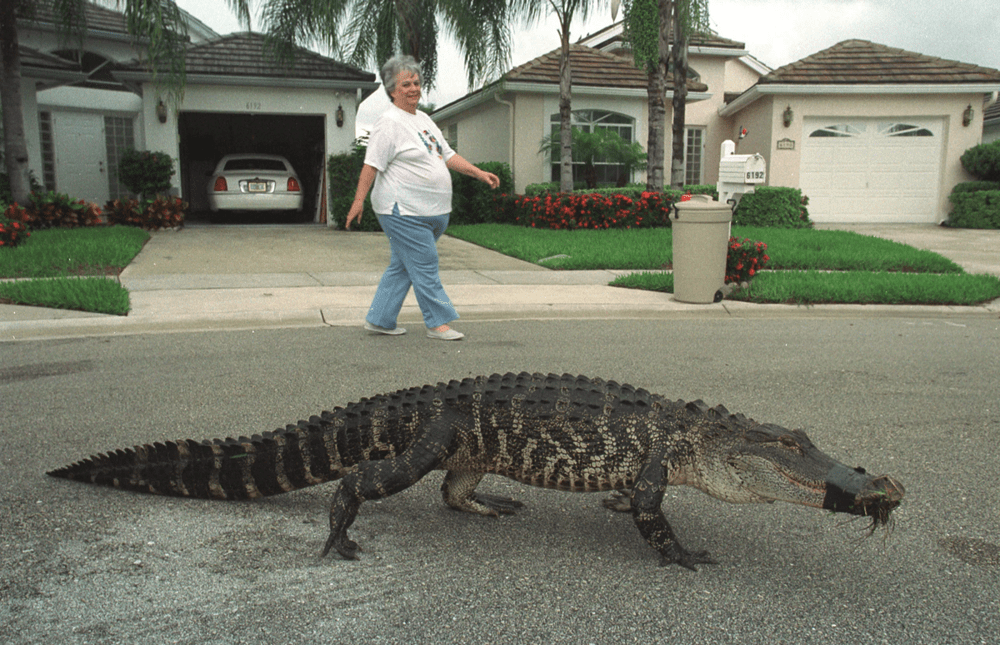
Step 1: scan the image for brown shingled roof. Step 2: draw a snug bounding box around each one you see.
[506,44,708,92]
[761,39,1000,85]
[579,21,746,52]
[23,1,131,36]
[117,32,375,83]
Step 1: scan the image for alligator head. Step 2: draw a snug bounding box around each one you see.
[689,422,904,531]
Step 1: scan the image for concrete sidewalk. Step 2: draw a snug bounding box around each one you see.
[2,222,998,341]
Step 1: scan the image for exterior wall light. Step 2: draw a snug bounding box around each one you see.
[783,105,794,128]
[962,104,974,127]
[336,105,345,128]
[156,100,168,124]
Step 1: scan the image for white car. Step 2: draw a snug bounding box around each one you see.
[207,154,303,213]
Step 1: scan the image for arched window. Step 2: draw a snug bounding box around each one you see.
[809,124,863,138]
[548,110,637,186]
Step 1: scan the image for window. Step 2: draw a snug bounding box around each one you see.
[446,123,458,150]
[684,127,705,185]
[880,123,933,137]
[809,124,863,138]
[104,116,135,199]
[39,112,57,191]
[548,110,637,185]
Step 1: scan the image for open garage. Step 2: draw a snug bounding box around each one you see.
[179,112,325,222]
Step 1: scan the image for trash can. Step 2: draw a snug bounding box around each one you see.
[671,194,732,304]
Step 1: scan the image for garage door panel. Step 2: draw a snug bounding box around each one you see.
[800,117,941,223]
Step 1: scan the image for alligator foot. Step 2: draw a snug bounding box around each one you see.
[660,544,717,571]
[601,491,632,513]
[448,492,524,516]
[322,533,360,560]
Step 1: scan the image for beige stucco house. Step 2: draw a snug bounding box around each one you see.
[13,2,377,223]
[433,26,1000,224]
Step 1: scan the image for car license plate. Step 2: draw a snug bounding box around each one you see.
[248,182,267,192]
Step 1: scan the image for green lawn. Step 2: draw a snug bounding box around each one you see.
[0,226,147,315]
[448,224,1000,306]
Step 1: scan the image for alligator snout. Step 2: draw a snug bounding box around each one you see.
[823,466,905,526]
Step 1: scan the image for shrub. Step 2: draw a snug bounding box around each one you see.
[0,215,31,248]
[946,190,1000,229]
[732,187,811,228]
[960,140,1000,181]
[327,144,380,231]
[118,149,176,198]
[510,191,673,230]
[726,237,770,285]
[106,196,186,230]
[19,191,102,229]
[450,161,513,225]
[950,180,1000,194]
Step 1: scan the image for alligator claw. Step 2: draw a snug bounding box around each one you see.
[601,491,632,513]
[321,532,360,560]
[473,493,524,515]
[659,547,716,571]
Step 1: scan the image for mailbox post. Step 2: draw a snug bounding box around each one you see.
[717,140,766,208]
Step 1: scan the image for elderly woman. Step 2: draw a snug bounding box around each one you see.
[347,55,499,341]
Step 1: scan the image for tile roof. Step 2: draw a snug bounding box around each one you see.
[23,1,130,35]
[761,39,1000,85]
[581,21,746,52]
[505,44,708,93]
[119,32,375,83]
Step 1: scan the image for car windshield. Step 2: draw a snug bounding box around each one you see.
[223,159,287,171]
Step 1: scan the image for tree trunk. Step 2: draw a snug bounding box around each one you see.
[644,0,671,191]
[557,14,574,193]
[1,1,31,204]
[669,1,688,188]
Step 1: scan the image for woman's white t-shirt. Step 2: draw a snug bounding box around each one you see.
[365,105,456,216]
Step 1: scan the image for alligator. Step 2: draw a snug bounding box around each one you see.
[47,372,904,569]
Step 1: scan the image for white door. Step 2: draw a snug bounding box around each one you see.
[800,117,942,223]
[53,111,110,205]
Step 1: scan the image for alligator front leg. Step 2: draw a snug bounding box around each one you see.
[631,459,716,571]
[322,412,460,560]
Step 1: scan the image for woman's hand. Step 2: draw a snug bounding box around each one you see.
[346,200,364,230]
[478,170,501,190]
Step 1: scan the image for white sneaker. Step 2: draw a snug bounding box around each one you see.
[426,327,464,341]
[364,322,406,335]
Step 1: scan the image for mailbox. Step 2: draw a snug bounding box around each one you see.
[717,140,766,208]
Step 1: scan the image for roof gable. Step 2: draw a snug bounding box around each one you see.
[505,44,707,92]
[116,32,375,84]
[762,39,1000,85]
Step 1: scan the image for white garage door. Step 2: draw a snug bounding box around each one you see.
[800,118,942,223]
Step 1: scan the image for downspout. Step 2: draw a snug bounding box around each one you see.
[494,89,514,187]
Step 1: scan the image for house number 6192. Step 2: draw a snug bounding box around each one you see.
[246,102,262,110]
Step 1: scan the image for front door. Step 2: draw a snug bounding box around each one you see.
[53,111,109,204]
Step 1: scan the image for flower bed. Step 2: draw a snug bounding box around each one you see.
[726,237,770,284]
[509,191,674,230]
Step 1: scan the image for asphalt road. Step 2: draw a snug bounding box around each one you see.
[2,315,998,644]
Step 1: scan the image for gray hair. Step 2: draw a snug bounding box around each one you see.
[381,55,423,99]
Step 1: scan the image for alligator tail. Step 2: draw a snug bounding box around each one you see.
[47,416,347,500]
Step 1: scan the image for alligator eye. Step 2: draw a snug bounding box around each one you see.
[778,435,803,453]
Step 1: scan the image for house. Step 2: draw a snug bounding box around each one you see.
[432,24,751,193]
[13,1,377,223]
[433,26,1000,224]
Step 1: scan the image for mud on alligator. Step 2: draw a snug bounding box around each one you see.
[48,372,904,570]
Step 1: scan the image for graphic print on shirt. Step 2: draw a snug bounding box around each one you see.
[417,130,444,160]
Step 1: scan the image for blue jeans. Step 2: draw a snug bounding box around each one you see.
[366,205,458,329]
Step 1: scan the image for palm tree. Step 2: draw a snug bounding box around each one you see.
[242,0,524,92]
[1,0,189,204]
[623,0,708,189]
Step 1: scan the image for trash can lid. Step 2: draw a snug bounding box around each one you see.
[672,194,733,223]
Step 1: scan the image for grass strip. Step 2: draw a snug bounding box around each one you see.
[0,226,150,279]
[611,271,1000,306]
[446,224,963,273]
[0,277,131,315]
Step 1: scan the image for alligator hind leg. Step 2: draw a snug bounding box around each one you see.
[441,470,524,516]
[632,459,716,571]
[322,413,460,560]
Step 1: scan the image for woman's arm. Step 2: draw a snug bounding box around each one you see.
[346,164,378,230]
[446,154,501,190]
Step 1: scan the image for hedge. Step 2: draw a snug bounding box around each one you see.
[947,190,1000,229]
[732,186,811,228]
